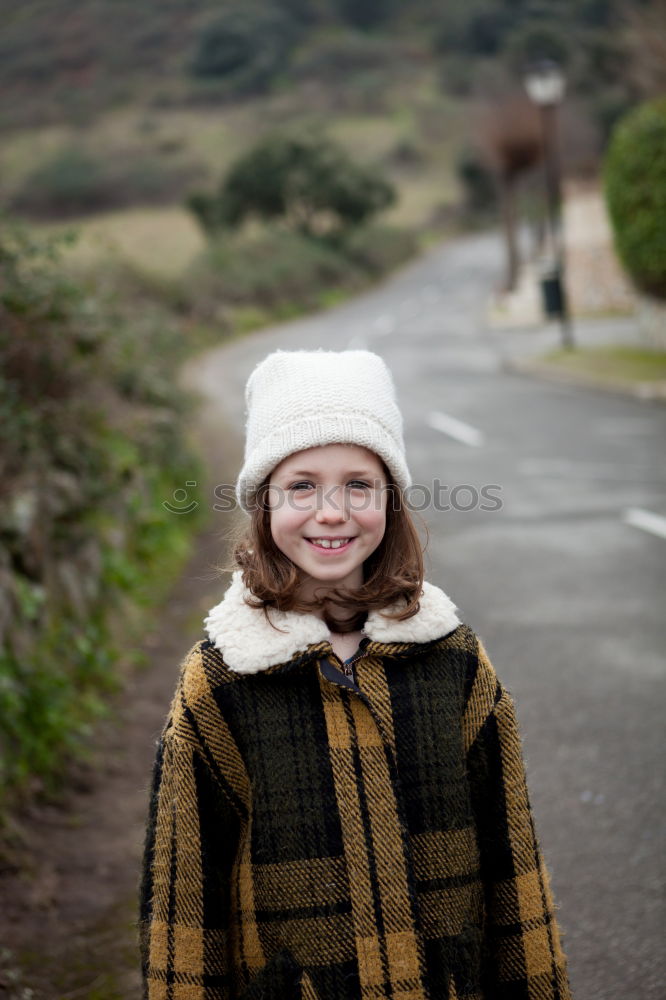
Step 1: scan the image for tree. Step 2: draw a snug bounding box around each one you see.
[620,0,666,98]
[434,1,515,57]
[189,133,396,242]
[478,98,543,291]
[504,20,571,72]
[190,3,298,94]
[604,96,666,300]
[334,0,397,31]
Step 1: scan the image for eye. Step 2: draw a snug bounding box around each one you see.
[347,480,371,489]
[288,481,314,491]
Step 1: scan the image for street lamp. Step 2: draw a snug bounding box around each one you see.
[524,59,575,349]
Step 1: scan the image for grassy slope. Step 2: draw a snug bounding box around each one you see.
[0,0,468,277]
[1,74,466,276]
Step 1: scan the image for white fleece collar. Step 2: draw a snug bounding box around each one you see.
[204,570,460,674]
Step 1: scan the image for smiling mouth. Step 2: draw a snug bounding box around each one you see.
[305,537,356,552]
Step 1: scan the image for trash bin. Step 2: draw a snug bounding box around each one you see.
[539,262,564,317]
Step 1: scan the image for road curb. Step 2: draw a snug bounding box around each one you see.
[503,357,666,402]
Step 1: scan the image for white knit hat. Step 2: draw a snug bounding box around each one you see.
[236,349,411,511]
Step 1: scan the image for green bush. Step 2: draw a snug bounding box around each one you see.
[0,223,204,805]
[342,224,419,276]
[189,131,396,241]
[604,97,666,299]
[189,3,299,95]
[184,223,417,320]
[334,0,396,30]
[186,228,359,314]
[456,148,498,215]
[503,20,571,73]
[11,146,107,217]
[11,144,203,219]
[433,2,515,57]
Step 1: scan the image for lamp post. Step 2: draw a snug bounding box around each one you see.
[524,59,574,349]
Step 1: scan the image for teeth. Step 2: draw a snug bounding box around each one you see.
[310,538,350,549]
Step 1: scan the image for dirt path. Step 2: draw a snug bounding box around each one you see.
[0,401,241,999]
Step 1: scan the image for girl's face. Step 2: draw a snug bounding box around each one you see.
[268,443,388,599]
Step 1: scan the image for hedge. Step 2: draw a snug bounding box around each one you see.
[604,97,666,300]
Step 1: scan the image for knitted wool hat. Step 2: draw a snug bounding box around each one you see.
[236,349,411,511]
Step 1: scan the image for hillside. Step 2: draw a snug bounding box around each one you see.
[0,0,656,295]
[0,0,634,132]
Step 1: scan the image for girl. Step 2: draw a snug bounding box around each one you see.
[140,349,571,1000]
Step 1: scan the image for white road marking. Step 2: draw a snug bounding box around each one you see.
[373,314,395,336]
[346,335,368,349]
[398,298,421,320]
[427,410,485,447]
[622,507,666,540]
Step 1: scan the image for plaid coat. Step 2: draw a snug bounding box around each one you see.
[140,571,571,1000]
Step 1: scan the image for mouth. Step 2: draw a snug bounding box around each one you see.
[305,537,356,554]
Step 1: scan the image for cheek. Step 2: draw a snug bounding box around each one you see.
[356,504,386,541]
[270,505,304,544]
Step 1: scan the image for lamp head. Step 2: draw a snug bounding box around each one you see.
[524,59,566,106]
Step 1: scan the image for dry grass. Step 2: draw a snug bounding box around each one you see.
[38,206,205,278]
[385,166,460,227]
[542,346,666,382]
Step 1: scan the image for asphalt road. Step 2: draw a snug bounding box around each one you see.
[184,231,666,1000]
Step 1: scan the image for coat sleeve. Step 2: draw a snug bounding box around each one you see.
[464,641,572,999]
[139,704,241,999]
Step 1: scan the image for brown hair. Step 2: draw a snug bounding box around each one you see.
[231,474,426,634]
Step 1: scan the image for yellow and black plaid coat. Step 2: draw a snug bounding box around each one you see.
[140,572,571,1000]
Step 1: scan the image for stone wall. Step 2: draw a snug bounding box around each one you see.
[563,180,636,317]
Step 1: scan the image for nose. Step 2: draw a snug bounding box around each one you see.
[315,485,348,523]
